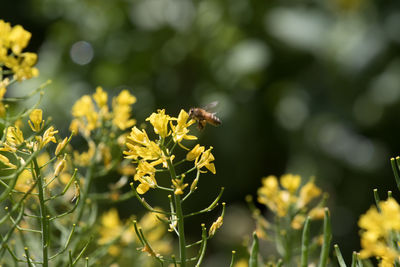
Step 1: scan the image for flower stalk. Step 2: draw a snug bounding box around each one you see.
[33,157,49,267]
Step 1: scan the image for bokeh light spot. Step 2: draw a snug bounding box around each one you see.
[70,41,94,65]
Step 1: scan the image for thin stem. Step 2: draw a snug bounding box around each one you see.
[163,146,186,267]
[300,216,311,267]
[318,208,332,267]
[76,148,97,222]
[334,244,347,267]
[249,232,259,267]
[194,224,207,267]
[33,158,49,267]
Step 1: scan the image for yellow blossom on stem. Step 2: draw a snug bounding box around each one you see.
[71,95,99,134]
[170,109,197,143]
[93,86,108,110]
[37,126,58,149]
[126,126,151,147]
[186,144,205,161]
[146,109,170,138]
[6,126,24,147]
[280,174,301,194]
[112,89,136,130]
[8,25,31,55]
[12,52,39,81]
[28,109,44,132]
[134,161,157,194]
[172,179,188,195]
[194,146,216,174]
[297,180,321,208]
[257,175,296,217]
[358,198,400,266]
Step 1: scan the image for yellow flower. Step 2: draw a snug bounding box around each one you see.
[291,214,306,229]
[6,126,24,147]
[186,144,216,174]
[71,95,99,134]
[134,161,157,194]
[358,198,400,266]
[275,190,291,217]
[257,175,295,217]
[126,126,151,147]
[112,90,136,130]
[93,86,108,109]
[170,109,197,143]
[28,109,44,132]
[0,153,16,169]
[11,52,39,81]
[37,126,58,149]
[171,179,188,195]
[8,25,31,55]
[297,180,321,208]
[280,174,301,194]
[146,109,170,138]
[124,127,163,163]
[186,144,205,161]
[0,20,11,48]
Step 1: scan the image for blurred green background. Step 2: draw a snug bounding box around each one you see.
[2,0,400,264]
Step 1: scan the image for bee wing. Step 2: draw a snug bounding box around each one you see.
[202,101,219,112]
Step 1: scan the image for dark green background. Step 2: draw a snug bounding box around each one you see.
[2,0,400,263]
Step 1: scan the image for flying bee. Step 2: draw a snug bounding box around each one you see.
[188,101,221,130]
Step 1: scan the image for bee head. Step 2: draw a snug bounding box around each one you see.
[188,108,194,118]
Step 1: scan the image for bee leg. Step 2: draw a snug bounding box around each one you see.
[198,120,206,130]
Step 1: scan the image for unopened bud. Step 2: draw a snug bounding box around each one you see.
[190,178,198,191]
[55,137,68,156]
[54,159,66,176]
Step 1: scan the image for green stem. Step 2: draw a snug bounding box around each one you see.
[76,151,96,222]
[33,158,49,267]
[300,217,311,267]
[163,147,186,267]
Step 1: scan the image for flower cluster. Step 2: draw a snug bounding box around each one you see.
[0,21,39,117]
[70,87,136,167]
[0,20,39,81]
[358,198,400,266]
[0,109,73,193]
[0,109,61,169]
[70,86,136,137]
[124,109,216,195]
[257,174,323,228]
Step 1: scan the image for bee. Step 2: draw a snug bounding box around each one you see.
[189,101,221,130]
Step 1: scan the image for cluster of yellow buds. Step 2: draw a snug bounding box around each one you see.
[70,86,136,167]
[257,174,324,229]
[358,198,400,266]
[70,86,136,137]
[0,21,39,117]
[0,20,39,81]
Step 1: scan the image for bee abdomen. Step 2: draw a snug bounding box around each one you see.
[209,114,221,125]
